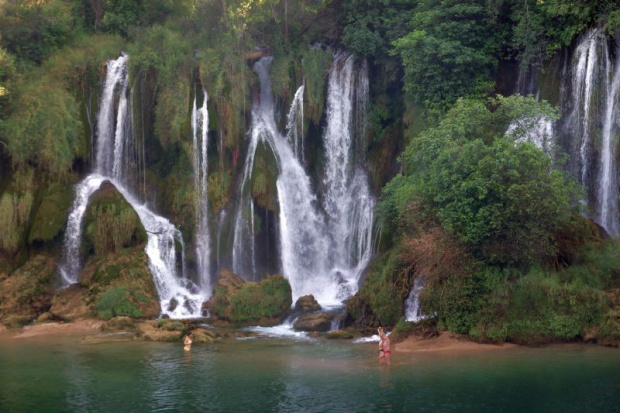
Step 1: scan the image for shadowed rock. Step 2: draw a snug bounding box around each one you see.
[293,312,333,332]
[294,294,321,313]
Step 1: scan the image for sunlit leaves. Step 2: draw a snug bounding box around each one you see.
[1,76,83,175]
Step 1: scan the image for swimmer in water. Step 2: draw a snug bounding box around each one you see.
[378,327,391,365]
[183,331,193,351]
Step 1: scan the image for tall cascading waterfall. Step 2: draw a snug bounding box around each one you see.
[232,55,374,305]
[561,29,620,236]
[322,53,375,299]
[598,45,620,236]
[59,55,204,318]
[191,91,212,296]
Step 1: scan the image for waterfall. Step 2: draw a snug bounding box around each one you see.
[60,55,203,318]
[191,91,212,296]
[286,84,305,163]
[216,210,226,274]
[506,115,556,154]
[250,198,257,279]
[232,55,375,306]
[560,29,620,236]
[598,49,620,236]
[405,278,426,323]
[572,31,604,186]
[59,175,107,285]
[322,53,375,296]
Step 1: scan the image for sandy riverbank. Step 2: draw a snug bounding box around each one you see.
[0,319,103,340]
[395,331,517,353]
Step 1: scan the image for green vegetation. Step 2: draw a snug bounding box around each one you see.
[393,0,500,113]
[380,95,578,266]
[96,286,143,320]
[85,185,147,256]
[0,0,618,346]
[210,275,292,325]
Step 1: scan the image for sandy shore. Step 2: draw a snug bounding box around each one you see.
[0,319,103,340]
[395,332,516,354]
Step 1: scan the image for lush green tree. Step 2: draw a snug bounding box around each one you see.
[340,0,415,60]
[1,76,84,175]
[393,0,502,113]
[0,0,77,64]
[380,95,580,266]
[512,0,620,66]
[97,0,141,37]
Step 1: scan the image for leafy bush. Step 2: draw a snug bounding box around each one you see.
[210,275,292,324]
[302,48,332,125]
[471,268,610,344]
[380,96,579,266]
[346,248,410,327]
[96,286,143,320]
[2,76,84,175]
[0,1,76,64]
[511,0,619,67]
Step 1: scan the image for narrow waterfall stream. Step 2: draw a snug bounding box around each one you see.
[59,55,204,318]
[191,91,212,296]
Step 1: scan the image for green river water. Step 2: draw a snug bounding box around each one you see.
[0,334,619,412]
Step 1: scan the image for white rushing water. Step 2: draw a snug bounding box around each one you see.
[232,55,374,306]
[286,84,305,163]
[60,55,203,318]
[405,278,427,323]
[191,91,212,295]
[506,115,556,154]
[598,48,620,236]
[562,29,620,236]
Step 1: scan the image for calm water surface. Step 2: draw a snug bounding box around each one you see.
[0,334,618,412]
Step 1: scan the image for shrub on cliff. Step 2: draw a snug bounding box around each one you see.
[84,183,147,256]
[209,273,292,325]
[95,286,143,320]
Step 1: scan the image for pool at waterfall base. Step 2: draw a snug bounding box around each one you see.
[0,333,619,412]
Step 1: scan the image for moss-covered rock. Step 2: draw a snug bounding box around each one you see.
[0,255,56,324]
[293,312,333,332]
[345,248,410,328]
[207,270,292,326]
[251,142,279,211]
[294,294,321,312]
[137,320,185,342]
[28,182,73,244]
[79,248,160,319]
[302,48,332,126]
[84,181,147,256]
[554,215,608,267]
[101,316,137,332]
[49,284,92,321]
[325,330,355,340]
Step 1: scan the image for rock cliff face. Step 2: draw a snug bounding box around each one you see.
[206,269,292,326]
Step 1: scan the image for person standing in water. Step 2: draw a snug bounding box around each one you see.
[378,328,385,364]
[378,327,391,365]
[183,331,193,351]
